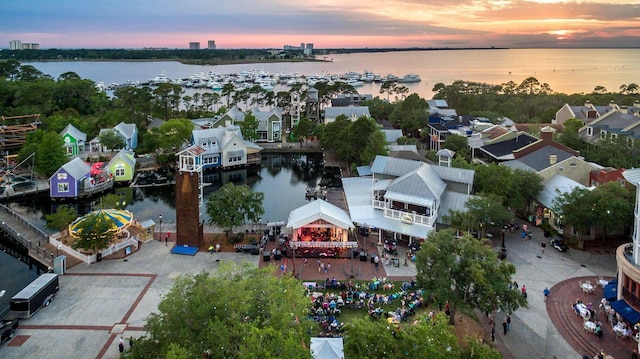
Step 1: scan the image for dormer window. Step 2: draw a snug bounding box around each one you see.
[587,127,593,136]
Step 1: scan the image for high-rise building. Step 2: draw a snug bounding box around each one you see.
[9,40,22,50]
[207,40,216,50]
[189,42,200,50]
[304,43,314,56]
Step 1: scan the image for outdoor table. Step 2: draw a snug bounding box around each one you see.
[613,323,626,336]
[576,303,590,319]
[583,321,596,334]
[597,278,609,288]
[580,282,594,294]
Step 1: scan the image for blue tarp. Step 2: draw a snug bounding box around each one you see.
[171,245,199,256]
[609,300,640,324]
[603,282,618,301]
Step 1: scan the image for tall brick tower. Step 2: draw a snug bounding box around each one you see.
[175,145,205,248]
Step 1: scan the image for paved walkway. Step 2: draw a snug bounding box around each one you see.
[1,240,260,359]
[481,220,621,359]
[0,219,630,359]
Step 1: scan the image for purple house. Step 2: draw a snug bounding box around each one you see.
[49,158,92,199]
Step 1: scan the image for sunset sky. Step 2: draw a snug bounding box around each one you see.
[2,0,639,49]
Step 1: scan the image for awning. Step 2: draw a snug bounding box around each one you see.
[609,300,640,324]
[603,282,618,302]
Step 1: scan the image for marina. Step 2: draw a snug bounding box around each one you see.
[98,68,421,93]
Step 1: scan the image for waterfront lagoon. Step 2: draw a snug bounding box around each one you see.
[6,153,325,231]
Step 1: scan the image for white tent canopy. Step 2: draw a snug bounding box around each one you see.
[310,337,344,359]
[286,199,354,230]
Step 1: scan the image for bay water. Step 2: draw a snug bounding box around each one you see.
[26,48,640,99]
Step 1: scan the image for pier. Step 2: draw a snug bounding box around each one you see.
[0,204,54,268]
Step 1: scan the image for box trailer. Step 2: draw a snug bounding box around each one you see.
[10,273,59,319]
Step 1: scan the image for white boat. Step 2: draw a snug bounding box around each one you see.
[361,71,375,83]
[207,81,222,91]
[150,72,170,84]
[397,73,421,83]
[346,79,364,87]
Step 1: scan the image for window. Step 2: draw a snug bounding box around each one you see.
[115,168,125,177]
[600,130,606,139]
[569,162,576,167]
[587,127,593,136]
[58,183,69,193]
[66,146,74,154]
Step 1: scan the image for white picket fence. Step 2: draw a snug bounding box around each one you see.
[50,234,139,265]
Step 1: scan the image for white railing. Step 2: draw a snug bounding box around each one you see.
[50,234,139,265]
[384,208,434,227]
[290,241,358,249]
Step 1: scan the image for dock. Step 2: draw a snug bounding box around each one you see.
[0,178,49,201]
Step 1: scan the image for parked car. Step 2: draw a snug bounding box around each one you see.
[0,319,19,345]
[550,238,568,252]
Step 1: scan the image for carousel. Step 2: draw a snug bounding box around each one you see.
[69,208,134,241]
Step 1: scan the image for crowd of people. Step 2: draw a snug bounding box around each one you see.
[306,277,428,336]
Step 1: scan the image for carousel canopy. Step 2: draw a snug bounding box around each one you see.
[69,209,133,237]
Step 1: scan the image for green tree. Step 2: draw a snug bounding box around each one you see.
[17,130,67,177]
[553,187,599,248]
[238,112,258,142]
[98,193,128,210]
[388,93,429,137]
[113,86,154,125]
[45,205,78,236]
[98,130,125,151]
[464,194,512,238]
[361,97,395,121]
[156,119,194,153]
[555,183,633,244]
[591,182,634,241]
[152,83,184,120]
[291,117,315,145]
[442,134,470,160]
[473,163,543,214]
[205,182,264,234]
[71,212,116,253]
[379,80,397,101]
[124,264,313,358]
[415,230,527,325]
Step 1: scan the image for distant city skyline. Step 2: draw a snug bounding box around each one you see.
[2,0,639,49]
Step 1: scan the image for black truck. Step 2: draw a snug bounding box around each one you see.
[10,273,59,319]
[0,318,19,345]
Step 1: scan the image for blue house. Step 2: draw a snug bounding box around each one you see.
[91,122,138,152]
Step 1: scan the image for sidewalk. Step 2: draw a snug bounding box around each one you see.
[484,218,620,359]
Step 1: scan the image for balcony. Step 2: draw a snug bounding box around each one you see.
[373,200,434,226]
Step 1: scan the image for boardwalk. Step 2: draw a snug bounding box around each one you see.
[0,204,54,268]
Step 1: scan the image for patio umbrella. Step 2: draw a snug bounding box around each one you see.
[90,162,104,175]
[69,209,133,237]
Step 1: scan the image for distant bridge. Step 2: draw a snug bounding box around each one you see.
[0,203,54,268]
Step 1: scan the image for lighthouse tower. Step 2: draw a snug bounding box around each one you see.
[175,145,205,248]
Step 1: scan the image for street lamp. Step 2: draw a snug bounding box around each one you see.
[57,244,62,257]
[158,215,163,241]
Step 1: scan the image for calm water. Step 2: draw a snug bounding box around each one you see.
[6,153,324,229]
[0,154,323,310]
[26,48,640,99]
